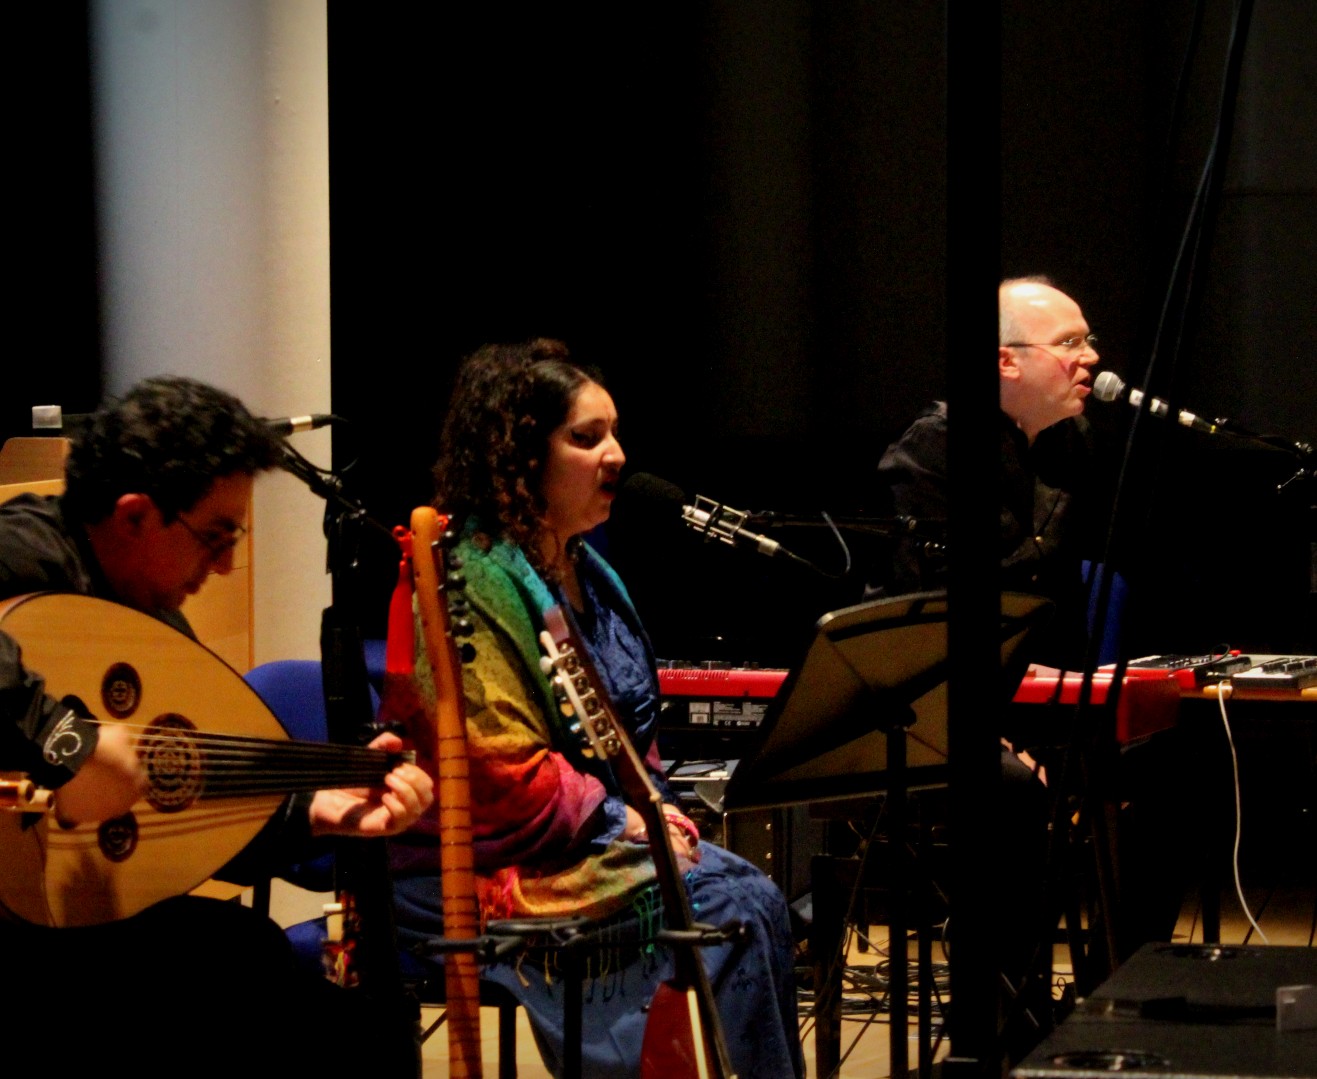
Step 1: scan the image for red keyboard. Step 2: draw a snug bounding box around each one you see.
[1011,667,1182,744]
[658,664,1182,746]
[657,667,789,699]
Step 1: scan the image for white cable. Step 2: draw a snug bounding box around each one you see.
[1216,683,1268,944]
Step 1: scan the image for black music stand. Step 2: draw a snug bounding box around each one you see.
[724,589,1052,1079]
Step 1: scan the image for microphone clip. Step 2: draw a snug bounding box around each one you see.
[683,495,781,558]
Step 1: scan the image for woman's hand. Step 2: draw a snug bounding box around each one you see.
[662,805,701,869]
[664,821,701,871]
[623,803,702,872]
[622,804,648,843]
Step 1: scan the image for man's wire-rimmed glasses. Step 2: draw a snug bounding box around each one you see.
[175,513,247,560]
[1003,334,1098,353]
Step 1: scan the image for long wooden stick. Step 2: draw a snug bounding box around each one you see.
[410,507,483,1079]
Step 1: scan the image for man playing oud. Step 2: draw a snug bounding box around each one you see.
[1,376,432,1073]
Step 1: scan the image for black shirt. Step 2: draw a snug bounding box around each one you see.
[0,495,113,786]
[0,492,311,876]
[872,403,1098,667]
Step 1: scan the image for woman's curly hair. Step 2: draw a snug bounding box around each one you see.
[433,338,602,571]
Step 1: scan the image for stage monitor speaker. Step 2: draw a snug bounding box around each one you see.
[1012,943,1317,1078]
[721,805,821,903]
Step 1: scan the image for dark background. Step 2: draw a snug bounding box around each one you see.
[13,1,1316,664]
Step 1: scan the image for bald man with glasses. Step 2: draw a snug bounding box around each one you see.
[870,278,1193,1027]
[872,276,1103,664]
[862,277,1114,1055]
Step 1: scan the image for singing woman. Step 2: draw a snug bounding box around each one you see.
[391,338,803,1078]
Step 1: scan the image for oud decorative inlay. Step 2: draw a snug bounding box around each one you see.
[139,714,203,812]
[101,662,142,719]
[97,812,139,862]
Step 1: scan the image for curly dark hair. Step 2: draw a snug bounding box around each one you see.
[63,375,282,524]
[433,338,603,568]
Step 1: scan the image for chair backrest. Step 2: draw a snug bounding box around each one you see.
[1082,560,1128,666]
[242,658,384,905]
[243,658,384,740]
[243,659,334,742]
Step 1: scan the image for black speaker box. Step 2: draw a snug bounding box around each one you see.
[1012,943,1317,1078]
[721,805,821,902]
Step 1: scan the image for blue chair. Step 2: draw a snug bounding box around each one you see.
[242,660,376,903]
[244,659,340,744]
[245,658,523,1075]
[1082,560,1129,665]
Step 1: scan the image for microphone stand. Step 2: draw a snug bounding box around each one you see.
[1216,427,1315,495]
[745,510,946,542]
[745,511,950,580]
[278,443,420,1075]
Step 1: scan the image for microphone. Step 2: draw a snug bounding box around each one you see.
[1092,372,1222,434]
[264,413,336,437]
[620,473,795,560]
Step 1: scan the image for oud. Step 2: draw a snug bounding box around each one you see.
[0,591,409,928]
[540,604,739,1079]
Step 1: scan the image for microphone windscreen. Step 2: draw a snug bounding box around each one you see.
[619,472,687,512]
[1092,371,1125,403]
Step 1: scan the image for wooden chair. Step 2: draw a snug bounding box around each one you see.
[0,436,69,504]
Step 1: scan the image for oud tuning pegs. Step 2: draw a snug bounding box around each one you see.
[451,617,475,638]
[445,570,467,591]
[565,717,595,758]
[458,642,477,664]
[440,528,459,549]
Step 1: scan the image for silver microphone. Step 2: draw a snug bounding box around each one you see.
[620,473,790,559]
[264,413,337,437]
[682,494,783,556]
[1092,372,1221,434]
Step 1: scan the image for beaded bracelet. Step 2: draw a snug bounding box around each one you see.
[662,807,700,846]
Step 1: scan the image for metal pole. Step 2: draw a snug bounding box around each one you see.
[943,1,1003,1074]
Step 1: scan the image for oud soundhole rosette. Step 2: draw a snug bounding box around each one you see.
[139,713,203,812]
[97,812,139,862]
[101,662,142,719]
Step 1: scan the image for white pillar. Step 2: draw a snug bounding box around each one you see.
[90,0,331,662]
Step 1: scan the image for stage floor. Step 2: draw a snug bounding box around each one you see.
[261,875,1314,1077]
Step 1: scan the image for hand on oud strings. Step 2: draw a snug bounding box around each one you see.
[308,731,435,837]
[55,721,149,825]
